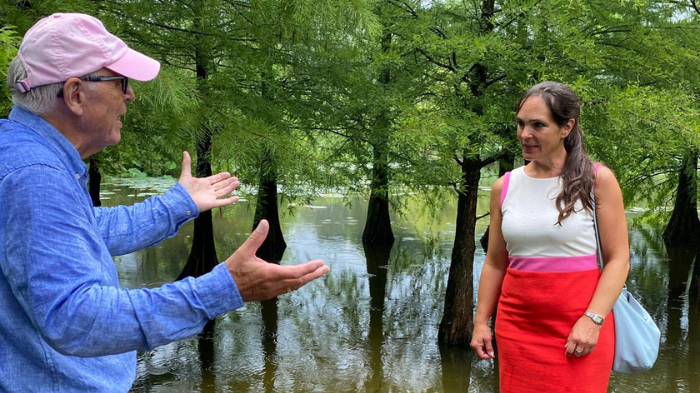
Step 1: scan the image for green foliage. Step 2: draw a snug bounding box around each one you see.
[3,0,700,221]
[0,26,19,117]
[100,67,201,177]
[98,0,380,203]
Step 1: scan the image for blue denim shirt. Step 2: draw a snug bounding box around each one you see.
[0,106,244,392]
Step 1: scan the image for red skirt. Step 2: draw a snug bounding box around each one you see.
[495,264,615,393]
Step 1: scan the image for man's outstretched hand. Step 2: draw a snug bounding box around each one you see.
[226,220,330,302]
[178,151,240,212]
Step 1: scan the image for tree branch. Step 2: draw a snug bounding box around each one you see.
[691,0,700,15]
[416,49,456,72]
[480,148,510,168]
[476,212,490,221]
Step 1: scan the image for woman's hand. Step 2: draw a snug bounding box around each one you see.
[565,315,601,357]
[471,322,496,359]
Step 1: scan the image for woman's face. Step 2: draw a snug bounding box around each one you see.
[516,96,574,162]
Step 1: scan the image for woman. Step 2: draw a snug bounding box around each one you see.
[470,82,630,392]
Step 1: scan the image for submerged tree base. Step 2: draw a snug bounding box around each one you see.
[178,210,218,280]
[663,150,700,248]
[362,196,394,247]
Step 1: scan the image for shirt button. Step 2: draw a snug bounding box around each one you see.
[75,173,80,179]
[186,210,192,216]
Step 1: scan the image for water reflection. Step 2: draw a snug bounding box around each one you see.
[103,178,699,393]
[199,321,216,391]
[364,244,390,392]
[439,346,472,392]
[260,298,278,393]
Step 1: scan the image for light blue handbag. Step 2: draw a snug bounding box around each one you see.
[592,191,661,374]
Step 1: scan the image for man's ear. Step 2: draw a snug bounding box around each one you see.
[60,78,86,116]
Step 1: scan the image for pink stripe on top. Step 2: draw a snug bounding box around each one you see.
[508,254,598,273]
[500,171,511,208]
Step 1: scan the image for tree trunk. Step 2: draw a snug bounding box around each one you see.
[439,156,482,346]
[251,60,287,262]
[664,150,700,247]
[362,27,394,247]
[480,150,515,252]
[439,0,494,347]
[362,139,394,246]
[178,7,219,280]
[178,127,219,280]
[253,149,286,262]
[88,156,102,207]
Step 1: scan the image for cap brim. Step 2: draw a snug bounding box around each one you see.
[105,48,160,81]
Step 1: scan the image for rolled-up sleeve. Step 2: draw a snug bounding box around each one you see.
[94,183,199,256]
[0,165,243,357]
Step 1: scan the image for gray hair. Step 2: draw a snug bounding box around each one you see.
[7,56,98,114]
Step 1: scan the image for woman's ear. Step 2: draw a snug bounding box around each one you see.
[562,118,575,139]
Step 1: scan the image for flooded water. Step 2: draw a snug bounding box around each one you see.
[102,177,700,393]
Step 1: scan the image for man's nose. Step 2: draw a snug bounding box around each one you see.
[124,85,135,102]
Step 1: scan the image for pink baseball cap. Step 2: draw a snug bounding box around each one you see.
[14,13,160,93]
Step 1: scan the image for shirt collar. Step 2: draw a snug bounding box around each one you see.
[8,106,87,178]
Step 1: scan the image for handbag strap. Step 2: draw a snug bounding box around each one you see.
[591,163,604,271]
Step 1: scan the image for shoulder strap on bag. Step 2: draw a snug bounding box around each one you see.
[591,163,604,270]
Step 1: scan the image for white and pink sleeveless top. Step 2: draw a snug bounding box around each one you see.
[500,166,598,272]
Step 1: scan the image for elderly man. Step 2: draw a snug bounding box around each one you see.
[0,13,329,392]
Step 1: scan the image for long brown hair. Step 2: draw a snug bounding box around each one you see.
[517,81,594,225]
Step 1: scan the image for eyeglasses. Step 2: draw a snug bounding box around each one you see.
[57,75,129,97]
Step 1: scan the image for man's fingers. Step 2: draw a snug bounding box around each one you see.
[297,263,330,285]
[212,196,240,208]
[273,259,327,280]
[215,179,240,197]
[208,172,232,186]
[280,262,330,291]
[180,151,192,180]
[237,219,269,256]
[265,260,329,285]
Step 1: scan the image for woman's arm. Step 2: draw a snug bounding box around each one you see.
[564,165,630,357]
[471,176,510,359]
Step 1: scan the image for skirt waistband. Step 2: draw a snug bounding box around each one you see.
[508,254,598,273]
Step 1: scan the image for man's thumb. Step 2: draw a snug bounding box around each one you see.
[179,151,192,180]
[239,219,269,255]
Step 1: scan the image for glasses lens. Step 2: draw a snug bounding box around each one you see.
[121,78,129,94]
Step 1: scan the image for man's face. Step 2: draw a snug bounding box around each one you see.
[78,68,134,152]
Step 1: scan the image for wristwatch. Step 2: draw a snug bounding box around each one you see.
[584,311,605,325]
